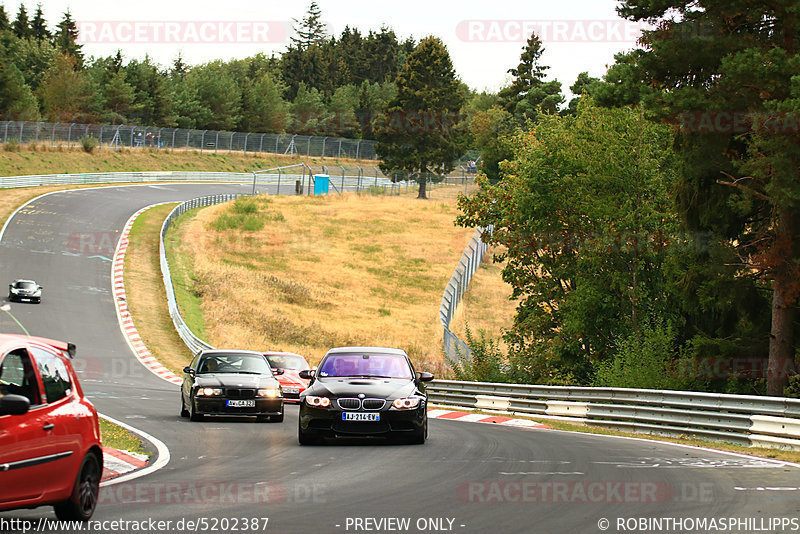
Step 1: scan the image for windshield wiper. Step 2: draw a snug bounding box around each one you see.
[348,374,393,379]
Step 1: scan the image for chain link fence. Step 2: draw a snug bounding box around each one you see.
[0,120,379,160]
[440,226,493,364]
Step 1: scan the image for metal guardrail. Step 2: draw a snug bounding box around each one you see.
[427,380,800,450]
[159,195,238,355]
[0,120,379,160]
[439,226,492,363]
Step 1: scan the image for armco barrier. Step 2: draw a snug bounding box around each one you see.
[427,379,800,450]
[159,195,237,355]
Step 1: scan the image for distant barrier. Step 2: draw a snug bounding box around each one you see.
[439,226,492,363]
[0,120,379,160]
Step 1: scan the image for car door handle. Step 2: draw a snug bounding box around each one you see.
[42,423,54,431]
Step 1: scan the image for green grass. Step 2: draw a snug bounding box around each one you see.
[100,419,149,456]
[164,208,208,339]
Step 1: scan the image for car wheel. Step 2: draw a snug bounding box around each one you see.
[180,395,190,418]
[189,396,203,422]
[298,426,320,445]
[271,413,284,423]
[53,452,101,521]
[256,415,269,423]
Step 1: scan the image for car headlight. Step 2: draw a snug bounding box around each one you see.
[305,395,331,407]
[10,288,19,294]
[257,388,281,398]
[197,387,223,396]
[392,397,422,410]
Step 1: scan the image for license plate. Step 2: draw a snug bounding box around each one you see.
[284,388,300,394]
[227,399,255,407]
[343,412,380,422]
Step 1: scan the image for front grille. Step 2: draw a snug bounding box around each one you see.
[338,398,360,410]
[225,388,256,399]
[362,399,386,410]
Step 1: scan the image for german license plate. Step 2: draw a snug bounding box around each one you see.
[227,399,255,407]
[284,388,300,394]
[343,412,380,422]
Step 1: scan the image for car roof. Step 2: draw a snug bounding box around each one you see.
[11,279,37,284]
[0,334,71,356]
[324,346,408,357]
[199,349,266,357]
[263,351,306,358]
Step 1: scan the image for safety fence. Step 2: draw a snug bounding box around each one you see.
[159,195,239,355]
[439,226,492,363]
[0,120,379,160]
[427,380,800,450]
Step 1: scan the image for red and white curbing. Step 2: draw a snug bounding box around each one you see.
[427,408,549,429]
[112,204,183,386]
[102,447,149,481]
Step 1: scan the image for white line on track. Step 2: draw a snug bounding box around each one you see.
[98,413,171,487]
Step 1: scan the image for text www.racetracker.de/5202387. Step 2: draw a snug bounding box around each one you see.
[0,517,270,533]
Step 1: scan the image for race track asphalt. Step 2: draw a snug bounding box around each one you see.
[1,183,798,533]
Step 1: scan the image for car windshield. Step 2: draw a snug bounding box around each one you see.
[265,354,309,370]
[16,282,36,289]
[317,353,413,379]
[198,353,271,375]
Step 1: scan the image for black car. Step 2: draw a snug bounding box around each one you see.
[297,346,434,445]
[8,279,42,303]
[181,349,285,422]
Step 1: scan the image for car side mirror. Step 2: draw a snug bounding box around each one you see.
[298,369,314,380]
[417,372,434,382]
[272,368,284,376]
[183,366,194,375]
[0,394,30,416]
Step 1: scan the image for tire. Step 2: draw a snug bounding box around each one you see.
[189,396,203,422]
[180,395,190,418]
[256,415,269,423]
[298,426,320,445]
[53,452,101,521]
[407,419,427,445]
[271,413,284,423]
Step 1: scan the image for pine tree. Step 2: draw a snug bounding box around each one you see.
[375,36,467,199]
[53,9,82,65]
[12,3,30,39]
[0,5,10,32]
[30,4,49,41]
[171,52,188,78]
[615,0,800,395]
[290,1,326,50]
[498,32,563,122]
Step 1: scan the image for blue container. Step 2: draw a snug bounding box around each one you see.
[314,174,330,195]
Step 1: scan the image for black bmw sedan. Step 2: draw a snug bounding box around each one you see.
[297,346,434,444]
[181,349,284,422]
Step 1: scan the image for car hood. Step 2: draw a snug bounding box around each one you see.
[308,377,419,399]
[194,374,279,388]
[277,370,309,388]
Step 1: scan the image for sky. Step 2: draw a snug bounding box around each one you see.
[14,0,643,96]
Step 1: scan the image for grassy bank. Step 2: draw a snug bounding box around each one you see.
[124,203,196,376]
[99,418,149,456]
[0,145,365,176]
[164,185,514,374]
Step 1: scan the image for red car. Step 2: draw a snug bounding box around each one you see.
[0,334,102,521]
[263,351,311,403]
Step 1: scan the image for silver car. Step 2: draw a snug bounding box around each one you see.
[8,279,43,303]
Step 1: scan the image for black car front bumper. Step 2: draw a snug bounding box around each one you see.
[194,397,283,417]
[299,403,426,437]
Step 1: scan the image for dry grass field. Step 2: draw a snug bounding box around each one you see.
[168,185,516,374]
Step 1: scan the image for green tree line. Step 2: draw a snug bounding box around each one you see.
[456,0,800,398]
